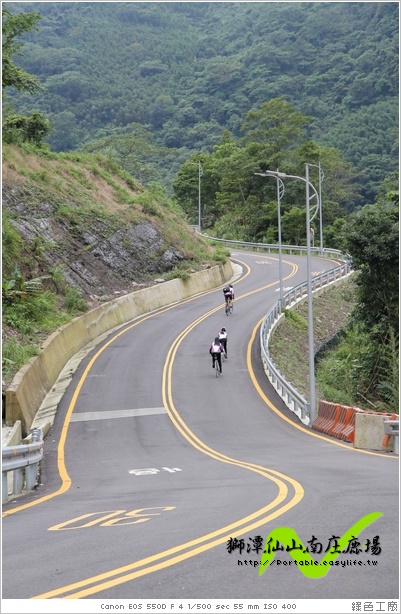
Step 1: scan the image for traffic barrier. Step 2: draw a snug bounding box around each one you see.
[354,411,397,451]
[313,400,398,449]
[324,403,342,435]
[312,401,338,434]
[331,405,352,439]
[339,407,363,442]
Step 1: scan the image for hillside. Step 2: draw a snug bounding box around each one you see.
[6,1,399,204]
[2,143,228,386]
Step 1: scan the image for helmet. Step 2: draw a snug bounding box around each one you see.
[214,337,220,343]
[220,327,226,333]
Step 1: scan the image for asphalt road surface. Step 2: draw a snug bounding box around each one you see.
[2,251,399,603]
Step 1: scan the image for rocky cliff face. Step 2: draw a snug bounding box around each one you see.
[3,184,189,302]
[2,146,223,391]
[2,146,216,306]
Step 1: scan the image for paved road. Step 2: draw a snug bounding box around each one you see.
[2,251,399,602]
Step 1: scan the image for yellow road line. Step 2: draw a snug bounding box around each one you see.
[33,260,304,599]
[248,318,397,458]
[8,252,388,600]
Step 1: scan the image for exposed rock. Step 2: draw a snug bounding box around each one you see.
[2,185,188,303]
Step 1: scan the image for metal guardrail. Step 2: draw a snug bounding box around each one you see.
[2,428,43,503]
[201,233,348,261]
[1,238,351,501]
[260,300,309,425]
[260,261,352,426]
[384,419,399,455]
[201,233,352,426]
[202,232,352,425]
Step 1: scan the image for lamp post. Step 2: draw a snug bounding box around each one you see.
[255,167,320,425]
[197,160,203,232]
[307,162,324,255]
[254,172,284,309]
[191,160,203,232]
[255,171,284,313]
[277,175,285,311]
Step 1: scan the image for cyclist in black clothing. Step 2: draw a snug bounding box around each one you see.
[223,284,234,305]
[209,337,224,373]
[218,327,228,358]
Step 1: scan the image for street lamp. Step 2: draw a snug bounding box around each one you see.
[197,160,203,233]
[255,167,320,426]
[256,171,285,310]
[190,160,203,232]
[307,162,324,255]
[255,171,284,313]
[276,175,285,311]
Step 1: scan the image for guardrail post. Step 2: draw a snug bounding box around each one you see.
[3,472,9,503]
[13,468,23,496]
[31,427,42,443]
[25,464,38,490]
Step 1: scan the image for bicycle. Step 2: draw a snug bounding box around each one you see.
[219,339,227,361]
[225,298,233,315]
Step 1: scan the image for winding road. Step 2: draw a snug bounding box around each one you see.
[2,251,399,601]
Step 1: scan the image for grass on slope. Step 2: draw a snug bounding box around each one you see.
[269,277,358,407]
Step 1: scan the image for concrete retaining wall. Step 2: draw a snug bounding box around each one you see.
[5,260,233,435]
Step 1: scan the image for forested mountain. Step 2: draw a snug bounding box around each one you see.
[4,1,399,204]
[2,3,398,412]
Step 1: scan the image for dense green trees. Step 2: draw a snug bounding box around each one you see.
[2,6,42,92]
[346,201,398,333]
[5,2,398,204]
[2,6,51,145]
[240,97,308,167]
[2,4,398,413]
[172,99,361,246]
[2,110,51,145]
[317,184,399,411]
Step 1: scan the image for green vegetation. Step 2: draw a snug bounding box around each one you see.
[269,184,399,413]
[2,4,398,416]
[2,269,72,382]
[2,6,42,92]
[164,266,191,282]
[270,279,357,405]
[2,144,225,387]
[2,7,51,147]
[341,193,399,411]
[5,2,398,205]
[172,101,359,246]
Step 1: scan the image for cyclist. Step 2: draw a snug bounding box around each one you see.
[218,327,228,358]
[209,336,224,373]
[223,284,234,305]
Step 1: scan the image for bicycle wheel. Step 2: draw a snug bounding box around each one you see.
[215,361,220,377]
[229,302,233,315]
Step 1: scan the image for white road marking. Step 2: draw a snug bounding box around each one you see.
[70,407,166,421]
[128,467,182,476]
